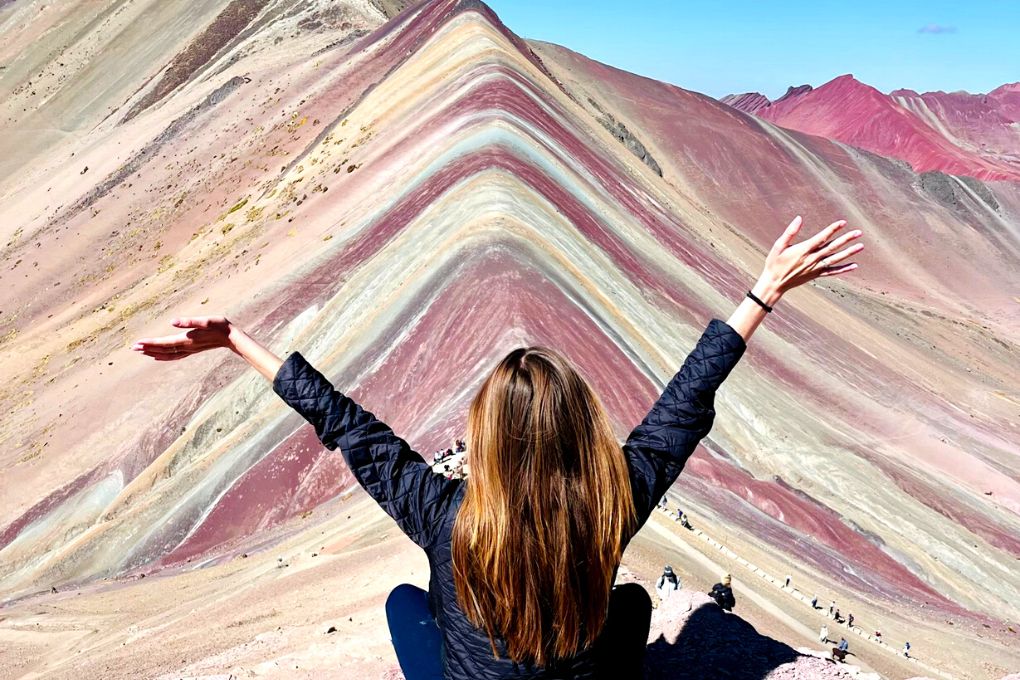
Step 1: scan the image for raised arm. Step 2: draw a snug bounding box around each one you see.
[131,317,460,550]
[624,216,864,526]
[270,350,461,549]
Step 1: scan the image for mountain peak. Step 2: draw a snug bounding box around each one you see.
[773,83,813,104]
[989,81,1020,96]
[819,73,880,94]
[727,70,1020,181]
[719,91,772,114]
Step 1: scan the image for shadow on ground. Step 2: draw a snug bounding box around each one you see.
[645,601,801,679]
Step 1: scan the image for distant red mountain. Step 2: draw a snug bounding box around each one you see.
[722,74,1020,182]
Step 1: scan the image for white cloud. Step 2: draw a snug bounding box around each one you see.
[918,23,957,34]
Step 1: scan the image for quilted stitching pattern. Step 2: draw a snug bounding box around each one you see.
[272,352,462,549]
[623,318,747,535]
[271,318,746,679]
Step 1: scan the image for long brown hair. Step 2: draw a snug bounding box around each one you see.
[451,346,636,666]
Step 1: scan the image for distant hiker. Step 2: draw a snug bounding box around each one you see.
[657,496,668,510]
[819,624,829,643]
[828,601,836,618]
[455,439,466,453]
[709,574,736,612]
[838,638,848,652]
[847,612,854,628]
[135,214,863,679]
[833,608,842,624]
[784,574,791,588]
[656,566,680,599]
[680,512,692,529]
[903,641,911,658]
[811,595,818,609]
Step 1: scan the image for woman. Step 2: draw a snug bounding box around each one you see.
[132,216,863,679]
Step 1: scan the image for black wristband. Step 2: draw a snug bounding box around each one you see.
[746,289,773,313]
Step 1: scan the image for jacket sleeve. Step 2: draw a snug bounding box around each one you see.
[623,318,746,528]
[271,351,460,550]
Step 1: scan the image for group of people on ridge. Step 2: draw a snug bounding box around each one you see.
[431,440,468,479]
[656,496,693,529]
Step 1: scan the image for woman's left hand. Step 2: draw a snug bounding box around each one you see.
[131,316,235,361]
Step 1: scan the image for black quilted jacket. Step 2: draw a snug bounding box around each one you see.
[272,318,747,679]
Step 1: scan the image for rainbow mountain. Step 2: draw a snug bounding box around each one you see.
[0,1,1018,677]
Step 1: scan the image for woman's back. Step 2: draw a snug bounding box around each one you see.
[271,317,748,679]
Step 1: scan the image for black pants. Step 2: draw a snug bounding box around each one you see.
[386,582,652,680]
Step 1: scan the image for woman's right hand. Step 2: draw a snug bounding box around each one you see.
[728,216,863,343]
[760,216,864,298]
[131,316,235,361]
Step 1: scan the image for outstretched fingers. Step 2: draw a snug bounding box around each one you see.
[771,215,803,255]
[131,333,201,361]
[172,316,216,329]
[132,333,190,350]
[818,262,859,277]
[816,241,864,270]
[802,219,847,252]
[813,229,862,259]
[137,347,188,360]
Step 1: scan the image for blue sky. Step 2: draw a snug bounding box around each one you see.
[485,1,1020,99]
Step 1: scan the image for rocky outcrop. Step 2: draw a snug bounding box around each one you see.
[122,0,267,123]
[586,97,663,176]
[959,175,1000,211]
[773,83,813,105]
[917,171,1000,213]
[720,91,772,114]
